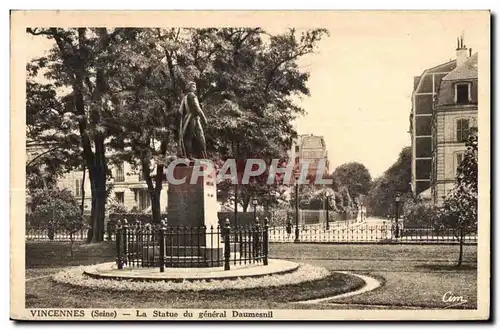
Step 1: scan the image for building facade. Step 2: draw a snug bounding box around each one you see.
[26,144,169,213]
[410,57,456,197]
[289,134,330,182]
[431,49,478,205]
[410,36,478,205]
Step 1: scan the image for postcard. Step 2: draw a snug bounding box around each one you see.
[11,10,490,321]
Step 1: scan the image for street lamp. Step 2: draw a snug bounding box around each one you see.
[395,194,401,239]
[325,190,332,230]
[359,202,363,222]
[252,198,258,222]
[294,175,300,242]
[232,139,240,239]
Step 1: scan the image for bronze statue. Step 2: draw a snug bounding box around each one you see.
[178,81,208,159]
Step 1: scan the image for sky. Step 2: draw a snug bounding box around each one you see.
[285,12,487,178]
[25,12,488,179]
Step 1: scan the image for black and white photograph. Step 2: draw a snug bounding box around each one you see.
[10,10,490,321]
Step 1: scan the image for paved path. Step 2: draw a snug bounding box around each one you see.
[295,271,381,304]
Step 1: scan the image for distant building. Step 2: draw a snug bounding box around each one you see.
[410,35,478,205]
[290,134,330,182]
[26,143,168,213]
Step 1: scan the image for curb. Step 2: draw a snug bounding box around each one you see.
[295,271,382,304]
[83,260,300,282]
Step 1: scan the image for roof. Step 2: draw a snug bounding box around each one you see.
[418,188,432,201]
[442,52,478,81]
[220,204,234,212]
[412,59,456,93]
[300,135,325,149]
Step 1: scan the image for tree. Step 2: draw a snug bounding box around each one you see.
[26,27,329,228]
[203,28,328,211]
[366,147,412,217]
[437,128,478,266]
[332,162,372,199]
[27,188,86,257]
[27,28,140,242]
[26,80,82,193]
[111,27,328,217]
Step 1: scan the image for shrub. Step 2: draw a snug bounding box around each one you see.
[107,200,128,214]
[27,188,84,233]
[402,198,439,228]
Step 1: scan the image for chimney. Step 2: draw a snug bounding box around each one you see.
[456,33,469,67]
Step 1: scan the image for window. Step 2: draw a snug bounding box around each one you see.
[115,192,124,204]
[115,162,125,182]
[456,153,464,175]
[138,190,150,210]
[75,179,81,197]
[456,119,470,142]
[455,83,470,105]
[295,145,299,153]
[431,156,437,183]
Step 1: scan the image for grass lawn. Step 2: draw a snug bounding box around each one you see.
[25,241,478,310]
[26,241,116,269]
[26,271,364,309]
[271,243,477,309]
[269,243,477,265]
[334,270,477,309]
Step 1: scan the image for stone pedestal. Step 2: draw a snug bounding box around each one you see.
[162,163,222,266]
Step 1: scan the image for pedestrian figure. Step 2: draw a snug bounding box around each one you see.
[286,221,292,239]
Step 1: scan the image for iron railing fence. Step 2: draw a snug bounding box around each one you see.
[26,218,477,246]
[25,226,90,242]
[115,218,269,272]
[269,223,477,244]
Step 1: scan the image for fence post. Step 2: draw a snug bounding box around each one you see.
[224,218,231,271]
[123,219,129,266]
[159,219,166,272]
[263,217,269,266]
[254,217,260,261]
[115,220,123,269]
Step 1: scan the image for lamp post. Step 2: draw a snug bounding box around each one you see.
[395,194,401,239]
[252,198,258,222]
[294,175,300,242]
[233,141,240,233]
[325,190,331,230]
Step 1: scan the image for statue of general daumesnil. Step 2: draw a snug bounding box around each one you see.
[177,81,208,160]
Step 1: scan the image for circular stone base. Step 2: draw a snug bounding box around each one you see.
[84,259,299,282]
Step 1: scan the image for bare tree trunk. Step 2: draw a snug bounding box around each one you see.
[148,140,169,224]
[70,233,74,259]
[80,165,86,215]
[142,159,162,224]
[150,192,161,223]
[153,163,164,224]
[242,194,250,212]
[458,227,464,267]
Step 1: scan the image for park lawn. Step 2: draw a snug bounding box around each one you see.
[26,272,364,309]
[332,269,477,309]
[25,241,478,310]
[269,243,477,264]
[270,243,478,309]
[26,241,116,269]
